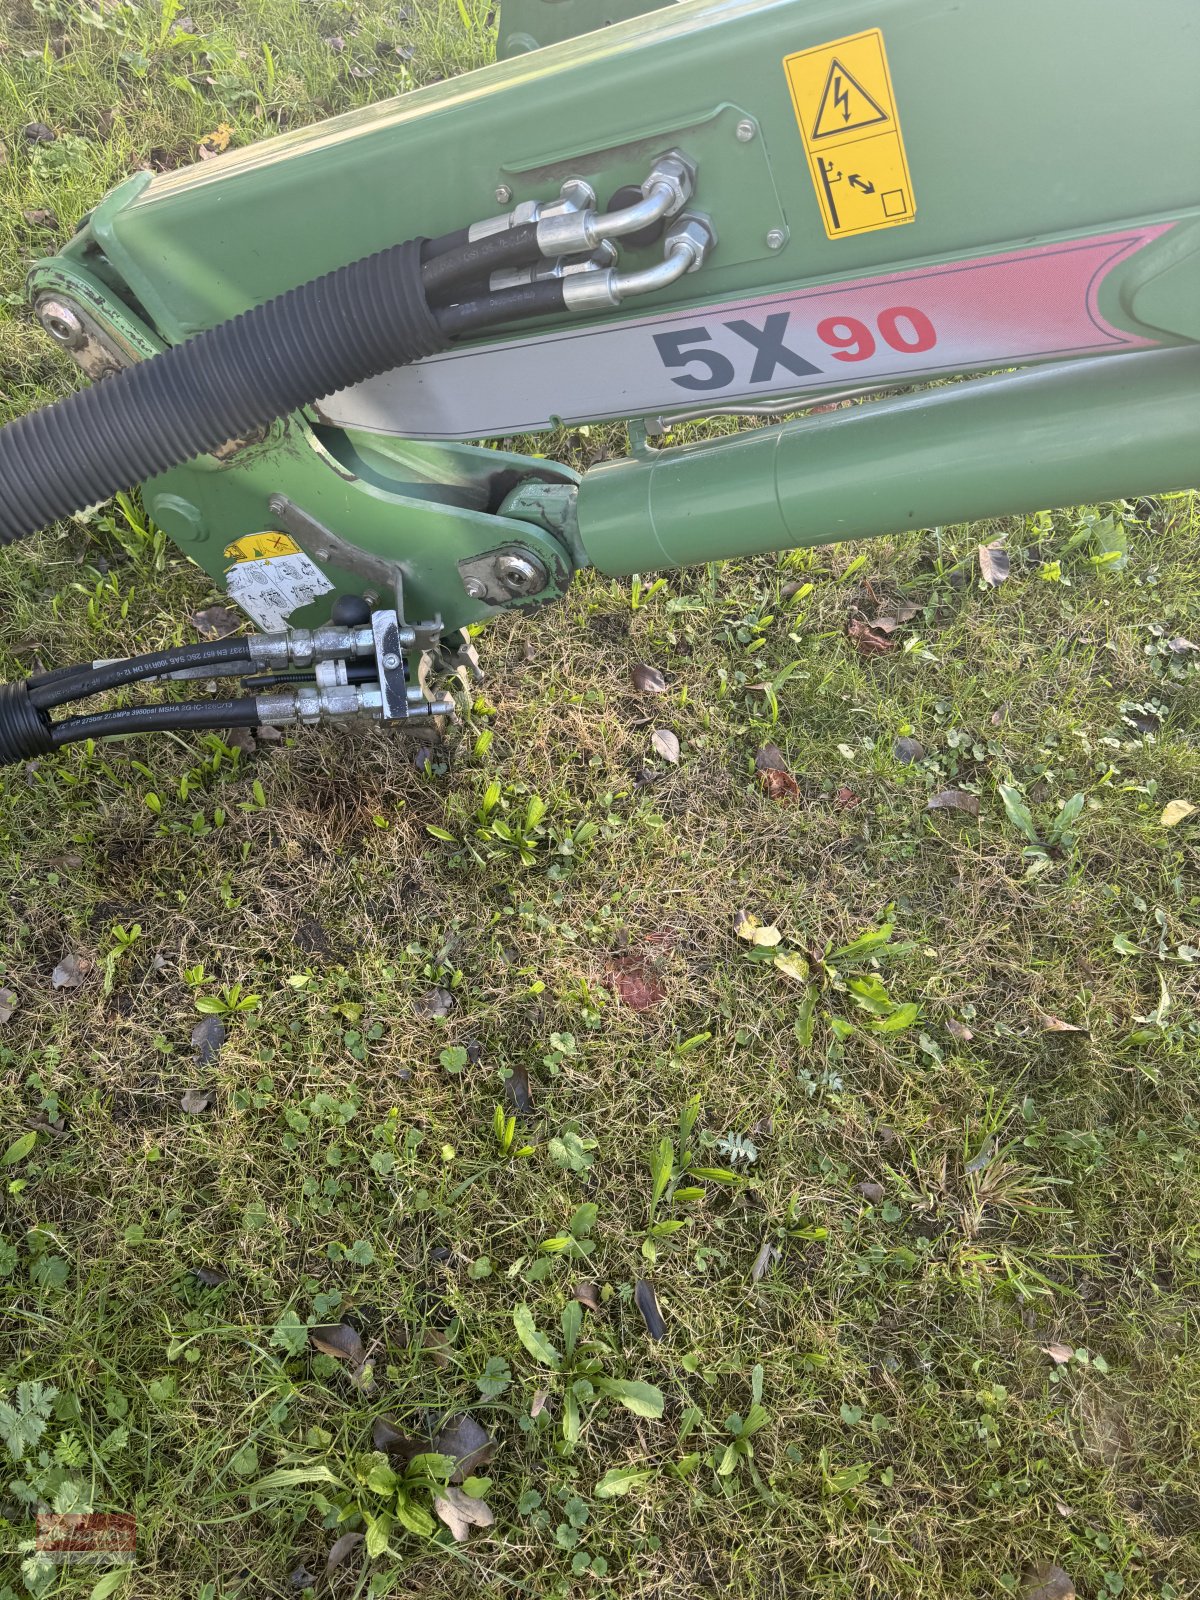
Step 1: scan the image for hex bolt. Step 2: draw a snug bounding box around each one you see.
[735,118,757,142]
[463,576,488,600]
[495,183,513,204]
[37,298,87,350]
[382,652,401,670]
[766,228,787,250]
[495,552,546,594]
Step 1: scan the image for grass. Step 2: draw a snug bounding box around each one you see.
[2,3,1200,1598]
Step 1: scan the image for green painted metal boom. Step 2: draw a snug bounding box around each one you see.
[9,0,1200,734]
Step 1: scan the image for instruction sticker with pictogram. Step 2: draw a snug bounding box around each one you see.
[783,28,916,240]
[223,531,333,631]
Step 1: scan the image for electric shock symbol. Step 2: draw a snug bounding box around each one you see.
[811,59,889,138]
[783,28,916,238]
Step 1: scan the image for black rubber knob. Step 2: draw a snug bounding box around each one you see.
[330,594,373,626]
[605,185,667,250]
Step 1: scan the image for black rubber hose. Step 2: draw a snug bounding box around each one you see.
[31,637,253,711]
[421,222,543,300]
[51,697,262,748]
[436,278,568,339]
[241,662,379,689]
[0,236,447,549]
[422,227,471,260]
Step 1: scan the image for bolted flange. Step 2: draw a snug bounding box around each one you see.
[37,298,87,350]
[495,551,546,595]
[457,545,551,607]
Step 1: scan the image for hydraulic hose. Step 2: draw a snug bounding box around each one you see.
[30,637,253,711]
[437,279,567,339]
[421,222,542,300]
[0,675,263,764]
[0,236,449,549]
[0,228,576,551]
[51,697,262,748]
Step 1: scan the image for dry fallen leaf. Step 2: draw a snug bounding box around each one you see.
[846,618,894,655]
[573,1282,602,1313]
[734,911,782,947]
[222,726,256,755]
[0,987,16,1024]
[1021,1562,1075,1600]
[1040,1342,1074,1365]
[504,1061,533,1114]
[309,1322,366,1364]
[191,1016,225,1068]
[750,1238,780,1282]
[946,1017,974,1043]
[978,539,1011,586]
[650,728,679,764]
[51,953,89,990]
[372,1416,423,1461]
[926,789,980,816]
[870,602,919,633]
[22,208,57,229]
[610,951,665,1012]
[759,767,799,800]
[433,1413,495,1482]
[420,1328,451,1369]
[200,121,232,155]
[1037,1013,1087,1034]
[834,785,860,810]
[414,986,453,1018]
[434,1487,494,1542]
[530,1388,550,1420]
[893,735,925,764]
[630,663,667,694]
[180,1087,214,1115]
[190,604,241,638]
[755,743,799,800]
[634,1278,666,1340]
[1160,799,1195,828]
[325,1531,364,1572]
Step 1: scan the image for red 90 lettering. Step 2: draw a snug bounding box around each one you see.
[817,305,937,362]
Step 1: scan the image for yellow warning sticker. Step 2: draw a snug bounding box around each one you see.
[223,531,301,563]
[783,28,915,240]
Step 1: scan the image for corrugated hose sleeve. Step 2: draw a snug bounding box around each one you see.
[0,236,447,548]
[0,683,55,765]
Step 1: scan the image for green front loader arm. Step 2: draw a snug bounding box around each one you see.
[23,0,1200,643]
